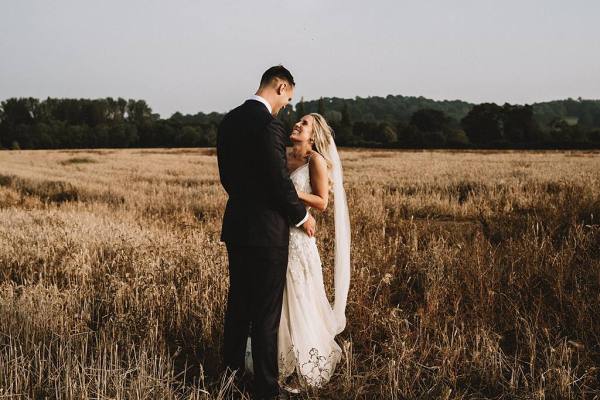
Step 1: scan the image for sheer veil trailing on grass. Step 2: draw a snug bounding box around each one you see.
[328,139,351,334]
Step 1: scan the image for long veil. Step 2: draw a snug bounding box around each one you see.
[328,139,351,334]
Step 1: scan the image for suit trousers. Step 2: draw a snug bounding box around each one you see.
[223,243,288,398]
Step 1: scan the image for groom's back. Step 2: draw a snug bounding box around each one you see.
[217,100,289,246]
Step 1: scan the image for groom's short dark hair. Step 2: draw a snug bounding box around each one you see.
[260,65,295,87]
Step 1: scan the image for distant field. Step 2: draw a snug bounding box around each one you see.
[1,148,599,399]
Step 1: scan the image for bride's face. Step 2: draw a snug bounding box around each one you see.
[290,115,314,144]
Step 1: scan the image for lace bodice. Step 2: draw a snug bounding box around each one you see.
[290,162,312,196]
[288,161,314,283]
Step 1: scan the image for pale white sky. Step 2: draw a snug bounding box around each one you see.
[1,0,599,118]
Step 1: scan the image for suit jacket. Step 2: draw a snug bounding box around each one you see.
[217,99,307,246]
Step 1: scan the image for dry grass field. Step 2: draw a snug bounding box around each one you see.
[1,148,599,399]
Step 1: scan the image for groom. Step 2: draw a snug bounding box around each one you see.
[216,65,316,399]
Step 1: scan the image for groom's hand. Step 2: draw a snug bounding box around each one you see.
[302,214,316,237]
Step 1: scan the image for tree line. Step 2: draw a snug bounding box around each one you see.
[1,95,599,150]
[0,97,220,150]
[294,95,600,149]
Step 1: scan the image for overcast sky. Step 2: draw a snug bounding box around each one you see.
[1,0,599,118]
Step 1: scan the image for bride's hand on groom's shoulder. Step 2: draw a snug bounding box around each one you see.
[302,214,316,237]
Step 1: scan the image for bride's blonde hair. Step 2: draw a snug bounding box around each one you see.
[308,113,335,191]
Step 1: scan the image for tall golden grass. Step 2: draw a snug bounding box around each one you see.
[1,148,599,399]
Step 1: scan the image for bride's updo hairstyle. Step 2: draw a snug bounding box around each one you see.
[308,113,335,190]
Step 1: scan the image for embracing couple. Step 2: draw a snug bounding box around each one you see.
[216,65,351,400]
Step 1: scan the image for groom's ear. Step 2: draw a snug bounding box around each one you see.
[276,81,286,95]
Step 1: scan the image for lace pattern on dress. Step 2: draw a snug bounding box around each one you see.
[287,162,318,284]
[278,344,343,387]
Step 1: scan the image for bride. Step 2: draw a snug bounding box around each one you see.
[245,113,351,390]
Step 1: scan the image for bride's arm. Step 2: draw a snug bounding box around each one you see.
[297,153,329,212]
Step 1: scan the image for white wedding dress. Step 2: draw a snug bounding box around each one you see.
[245,142,350,389]
[276,161,342,387]
[246,163,342,387]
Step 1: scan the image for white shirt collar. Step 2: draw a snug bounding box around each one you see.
[248,94,273,115]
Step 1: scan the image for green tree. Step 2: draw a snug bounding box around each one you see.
[331,122,354,146]
[126,99,152,124]
[446,129,470,147]
[461,103,504,145]
[318,97,325,116]
[175,126,203,147]
[296,97,306,118]
[410,109,449,133]
[31,123,55,148]
[341,102,352,126]
[1,98,37,125]
[502,104,539,143]
[108,124,138,148]
[324,110,342,124]
[201,125,217,146]
[279,104,295,134]
[377,123,397,144]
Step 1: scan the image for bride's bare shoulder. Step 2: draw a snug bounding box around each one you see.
[309,150,325,162]
[308,151,327,171]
